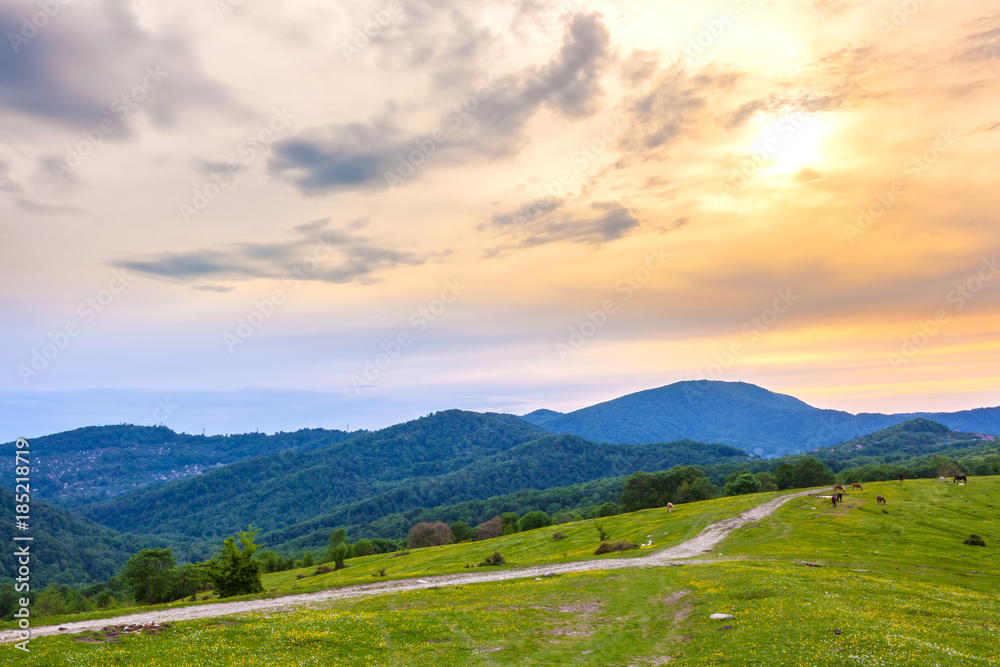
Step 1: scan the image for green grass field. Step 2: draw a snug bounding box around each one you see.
[5,478,998,665]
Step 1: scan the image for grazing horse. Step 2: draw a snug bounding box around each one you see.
[832,495,838,508]
[852,483,864,491]
[954,475,968,484]
[667,502,674,513]
[836,493,843,502]
[876,495,886,505]
[833,484,847,493]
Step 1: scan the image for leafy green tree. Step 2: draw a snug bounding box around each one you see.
[687,477,718,501]
[173,563,210,602]
[723,471,762,496]
[301,551,315,567]
[620,471,659,512]
[754,472,778,492]
[597,501,621,517]
[352,539,374,557]
[450,521,475,542]
[329,543,348,570]
[120,548,177,605]
[773,463,795,490]
[517,511,552,532]
[257,549,281,573]
[500,512,519,535]
[789,457,836,488]
[206,526,265,598]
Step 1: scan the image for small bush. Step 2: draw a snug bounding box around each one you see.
[390,551,411,558]
[594,523,608,542]
[372,568,387,577]
[314,565,334,575]
[594,541,638,555]
[964,534,986,547]
[477,551,506,567]
[295,574,307,580]
[552,531,566,541]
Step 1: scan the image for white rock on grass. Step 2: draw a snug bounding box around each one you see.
[710,613,734,620]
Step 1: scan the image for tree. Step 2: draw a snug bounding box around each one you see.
[723,471,762,496]
[500,512,519,535]
[407,521,453,548]
[754,472,778,492]
[517,511,552,532]
[476,516,503,540]
[330,543,349,570]
[301,551,315,568]
[352,539,374,557]
[450,521,475,542]
[687,477,718,502]
[121,548,177,605]
[597,501,621,517]
[789,457,836,488]
[773,463,795,490]
[174,563,210,602]
[206,526,265,598]
[620,471,659,512]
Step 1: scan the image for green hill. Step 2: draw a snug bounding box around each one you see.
[0,486,167,588]
[75,411,552,539]
[0,425,358,507]
[532,380,1000,457]
[76,411,748,544]
[256,436,745,552]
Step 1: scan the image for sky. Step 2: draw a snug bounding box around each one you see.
[2,0,1000,441]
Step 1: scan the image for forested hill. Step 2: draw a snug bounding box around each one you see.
[0,424,360,507]
[0,486,167,588]
[529,380,1000,457]
[816,418,993,461]
[253,436,748,552]
[75,410,551,539]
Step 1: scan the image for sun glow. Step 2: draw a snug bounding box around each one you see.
[750,112,827,175]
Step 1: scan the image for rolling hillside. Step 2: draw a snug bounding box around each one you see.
[530,380,1000,456]
[0,425,359,507]
[76,411,748,543]
[0,486,168,588]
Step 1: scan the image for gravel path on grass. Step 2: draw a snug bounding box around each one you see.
[1,489,816,643]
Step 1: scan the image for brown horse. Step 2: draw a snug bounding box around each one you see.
[953,475,968,484]
[852,483,864,491]
[876,495,886,505]
[832,495,838,508]
[833,484,847,493]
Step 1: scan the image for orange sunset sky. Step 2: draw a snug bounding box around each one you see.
[1,0,999,438]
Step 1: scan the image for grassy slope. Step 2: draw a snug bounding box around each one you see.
[9,478,999,666]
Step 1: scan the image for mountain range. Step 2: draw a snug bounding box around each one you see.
[523,380,1000,457]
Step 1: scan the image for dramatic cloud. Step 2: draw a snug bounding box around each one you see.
[117,219,426,287]
[268,13,611,193]
[615,58,735,158]
[0,0,234,132]
[485,200,640,251]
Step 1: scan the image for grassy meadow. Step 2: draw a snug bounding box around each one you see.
[4,478,998,665]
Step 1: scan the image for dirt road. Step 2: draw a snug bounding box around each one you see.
[0,489,815,643]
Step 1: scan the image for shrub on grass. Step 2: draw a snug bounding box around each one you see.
[552,531,566,541]
[594,541,638,555]
[314,565,334,575]
[963,534,986,547]
[477,551,506,567]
